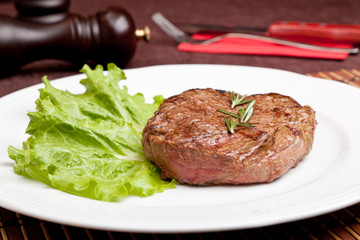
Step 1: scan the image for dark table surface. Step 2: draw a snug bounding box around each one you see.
[1,0,360,239]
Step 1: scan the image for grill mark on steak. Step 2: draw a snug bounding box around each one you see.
[142,88,317,185]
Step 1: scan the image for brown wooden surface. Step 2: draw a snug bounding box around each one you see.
[0,69,360,240]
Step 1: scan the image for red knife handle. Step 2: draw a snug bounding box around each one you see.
[267,21,360,45]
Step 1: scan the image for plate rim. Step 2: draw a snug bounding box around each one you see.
[0,64,360,233]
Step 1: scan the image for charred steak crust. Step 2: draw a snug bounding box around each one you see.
[142,88,317,185]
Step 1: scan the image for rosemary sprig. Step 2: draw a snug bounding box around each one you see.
[238,99,255,122]
[217,92,256,133]
[230,91,252,108]
[224,115,238,134]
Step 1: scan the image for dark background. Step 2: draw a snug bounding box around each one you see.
[1,0,360,95]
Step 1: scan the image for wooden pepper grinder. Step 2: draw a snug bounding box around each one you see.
[0,6,150,75]
[14,0,71,23]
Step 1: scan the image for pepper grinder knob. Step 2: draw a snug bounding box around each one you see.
[135,26,151,42]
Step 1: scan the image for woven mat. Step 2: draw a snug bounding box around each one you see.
[1,69,360,240]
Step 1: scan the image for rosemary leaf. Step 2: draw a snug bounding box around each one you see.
[241,100,256,122]
[217,109,238,118]
[238,123,256,127]
[224,115,237,133]
[230,92,248,109]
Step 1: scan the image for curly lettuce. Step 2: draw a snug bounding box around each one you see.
[8,63,176,201]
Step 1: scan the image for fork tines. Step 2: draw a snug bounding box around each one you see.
[151,12,190,43]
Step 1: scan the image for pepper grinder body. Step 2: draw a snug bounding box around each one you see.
[14,0,71,23]
[0,7,138,75]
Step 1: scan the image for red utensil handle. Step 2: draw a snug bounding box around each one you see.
[267,21,360,44]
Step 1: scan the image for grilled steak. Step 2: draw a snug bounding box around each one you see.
[142,89,317,185]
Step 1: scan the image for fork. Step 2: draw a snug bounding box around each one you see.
[151,12,359,54]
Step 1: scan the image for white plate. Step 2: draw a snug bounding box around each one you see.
[0,64,360,233]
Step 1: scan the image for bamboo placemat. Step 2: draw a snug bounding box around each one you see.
[308,69,360,88]
[1,69,360,240]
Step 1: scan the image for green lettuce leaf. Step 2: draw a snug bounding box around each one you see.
[8,63,176,202]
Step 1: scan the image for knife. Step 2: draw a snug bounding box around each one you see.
[178,21,360,45]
